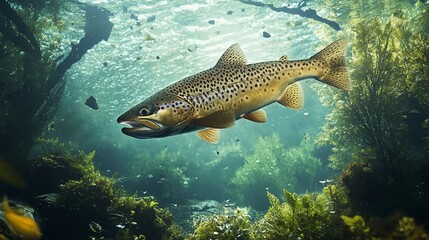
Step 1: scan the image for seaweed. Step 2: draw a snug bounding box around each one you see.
[316,5,429,218]
[27,139,184,240]
[232,134,322,210]
[189,207,252,240]
[251,185,350,240]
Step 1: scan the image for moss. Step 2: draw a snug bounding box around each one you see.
[189,207,252,240]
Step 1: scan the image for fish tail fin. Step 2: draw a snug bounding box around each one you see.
[311,39,351,90]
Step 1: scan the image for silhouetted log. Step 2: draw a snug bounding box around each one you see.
[34,5,113,130]
[0,1,113,160]
[240,0,340,31]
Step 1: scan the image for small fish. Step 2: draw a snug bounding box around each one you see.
[0,158,26,189]
[1,197,42,240]
[118,40,351,143]
[85,96,99,110]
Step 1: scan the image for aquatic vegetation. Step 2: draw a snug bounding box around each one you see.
[126,149,190,204]
[112,196,184,240]
[189,207,251,240]
[251,186,350,239]
[30,138,95,193]
[316,5,429,218]
[341,215,429,240]
[232,134,322,210]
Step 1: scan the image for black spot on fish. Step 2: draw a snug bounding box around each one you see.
[85,96,99,110]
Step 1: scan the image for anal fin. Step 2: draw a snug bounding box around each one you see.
[197,128,219,144]
[277,82,304,110]
[242,109,267,123]
[194,110,235,128]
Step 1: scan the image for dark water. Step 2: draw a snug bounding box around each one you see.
[1,0,428,239]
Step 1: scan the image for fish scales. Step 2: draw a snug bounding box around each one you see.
[117,39,350,143]
[154,58,327,120]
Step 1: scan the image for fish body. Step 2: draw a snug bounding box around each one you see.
[118,39,350,143]
[1,197,42,240]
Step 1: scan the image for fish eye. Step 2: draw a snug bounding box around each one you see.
[139,108,150,116]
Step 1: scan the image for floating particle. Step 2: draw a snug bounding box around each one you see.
[85,96,99,110]
[103,62,108,67]
[147,15,156,22]
[188,44,198,52]
[263,31,271,38]
[156,55,160,60]
[227,10,233,15]
[208,20,215,25]
[130,13,138,21]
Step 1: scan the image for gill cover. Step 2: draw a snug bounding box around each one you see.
[117,93,194,138]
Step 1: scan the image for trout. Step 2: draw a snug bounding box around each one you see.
[118,39,351,143]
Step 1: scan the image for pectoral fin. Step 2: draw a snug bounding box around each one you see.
[196,128,219,144]
[242,109,267,123]
[194,110,235,128]
[277,82,304,110]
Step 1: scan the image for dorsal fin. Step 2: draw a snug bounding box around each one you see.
[277,82,304,110]
[279,55,288,61]
[215,44,247,67]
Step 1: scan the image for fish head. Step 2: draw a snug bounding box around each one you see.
[117,93,195,138]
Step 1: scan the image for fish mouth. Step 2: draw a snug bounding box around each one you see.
[117,119,166,139]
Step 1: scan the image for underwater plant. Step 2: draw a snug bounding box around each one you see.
[124,149,191,204]
[232,134,322,210]
[189,207,252,240]
[251,185,350,240]
[316,4,429,218]
[341,215,429,240]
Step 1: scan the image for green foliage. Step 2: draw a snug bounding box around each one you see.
[189,207,252,240]
[129,149,190,203]
[341,215,369,239]
[251,186,350,240]
[341,215,429,240]
[232,134,322,209]
[58,172,116,221]
[316,3,429,218]
[112,196,184,240]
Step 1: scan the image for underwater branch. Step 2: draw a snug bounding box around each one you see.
[239,0,341,31]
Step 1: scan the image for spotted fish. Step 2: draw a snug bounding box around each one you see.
[117,39,351,143]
